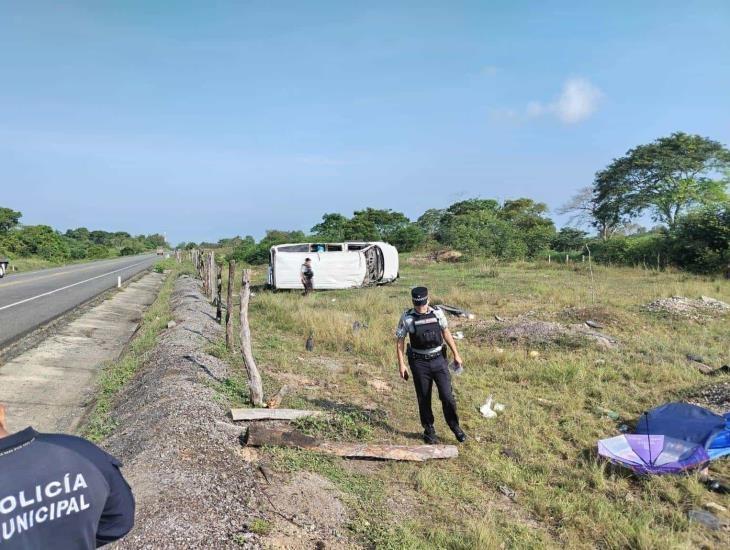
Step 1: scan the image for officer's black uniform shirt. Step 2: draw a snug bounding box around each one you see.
[0,427,135,549]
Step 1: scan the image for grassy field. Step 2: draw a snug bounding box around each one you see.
[215,256,729,548]
[2,254,120,274]
[4,256,65,273]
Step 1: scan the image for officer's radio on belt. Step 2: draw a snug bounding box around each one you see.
[395,286,467,444]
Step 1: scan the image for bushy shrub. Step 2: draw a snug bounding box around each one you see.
[86,244,111,259]
[386,224,425,252]
[668,204,730,273]
[17,225,70,261]
[589,233,669,267]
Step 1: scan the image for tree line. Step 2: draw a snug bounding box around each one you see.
[0,208,168,262]
[194,132,727,274]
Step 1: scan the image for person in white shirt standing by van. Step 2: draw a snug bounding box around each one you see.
[300,258,314,296]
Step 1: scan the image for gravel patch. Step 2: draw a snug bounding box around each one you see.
[103,275,262,549]
[484,319,618,350]
[643,296,730,320]
[686,382,730,415]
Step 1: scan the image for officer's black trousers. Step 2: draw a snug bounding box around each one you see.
[409,354,460,431]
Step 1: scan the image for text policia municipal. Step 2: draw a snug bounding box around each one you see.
[0,472,91,543]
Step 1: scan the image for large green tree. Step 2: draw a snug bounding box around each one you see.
[436,197,554,259]
[311,208,420,248]
[0,207,22,233]
[551,227,588,252]
[498,198,556,257]
[594,132,730,228]
[349,208,410,240]
[415,208,445,237]
[311,213,349,241]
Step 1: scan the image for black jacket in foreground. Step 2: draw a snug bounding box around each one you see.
[0,427,135,549]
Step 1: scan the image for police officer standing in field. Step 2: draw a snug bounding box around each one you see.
[300,257,314,296]
[396,287,467,444]
[0,404,135,549]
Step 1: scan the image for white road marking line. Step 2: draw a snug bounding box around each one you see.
[0,259,152,312]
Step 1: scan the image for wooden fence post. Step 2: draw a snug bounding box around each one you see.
[201,252,208,295]
[208,251,216,301]
[216,265,223,323]
[226,260,236,350]
[240,269,264,407]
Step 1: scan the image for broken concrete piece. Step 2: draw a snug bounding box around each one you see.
[167,320,177,329]
[230,408,324,421]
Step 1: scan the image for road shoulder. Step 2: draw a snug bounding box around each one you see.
[0,271,165,433]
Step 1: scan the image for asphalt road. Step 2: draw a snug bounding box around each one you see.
[0,254,160,349]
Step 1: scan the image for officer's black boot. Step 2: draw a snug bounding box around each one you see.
[452,426,467,443]
[423,425,437,444]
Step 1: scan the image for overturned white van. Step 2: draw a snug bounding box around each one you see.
[268,242,399,290]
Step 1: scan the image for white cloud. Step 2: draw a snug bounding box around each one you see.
[498,77,603,125]
[481,65,498,77]
[551,78,603,123]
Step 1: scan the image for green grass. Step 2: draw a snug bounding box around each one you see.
[225,256,729,549]
[247,518,272,536]
[3,255,103,274]
[82,260,194,441]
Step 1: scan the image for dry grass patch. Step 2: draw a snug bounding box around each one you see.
[215,257,730,548]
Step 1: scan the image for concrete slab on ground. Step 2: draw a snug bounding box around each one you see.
[0,272,164,433]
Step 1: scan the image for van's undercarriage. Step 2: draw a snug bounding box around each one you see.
[363,246,385,284]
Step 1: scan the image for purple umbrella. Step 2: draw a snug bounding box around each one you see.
[598,434,709,475]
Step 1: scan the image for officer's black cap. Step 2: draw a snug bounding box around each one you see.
[411,286,428,305]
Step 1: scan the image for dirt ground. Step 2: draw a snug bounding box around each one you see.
[103,275,356,549]
[103,276,260,548]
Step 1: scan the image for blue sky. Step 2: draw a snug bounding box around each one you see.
[1,1,728,244]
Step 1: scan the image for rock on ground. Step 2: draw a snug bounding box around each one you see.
[103,275,262,549]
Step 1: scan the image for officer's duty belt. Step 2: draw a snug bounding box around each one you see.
[410,347,443,360]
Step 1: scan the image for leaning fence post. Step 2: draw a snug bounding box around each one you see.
[240,269,264,406]
[226,260,236,350]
